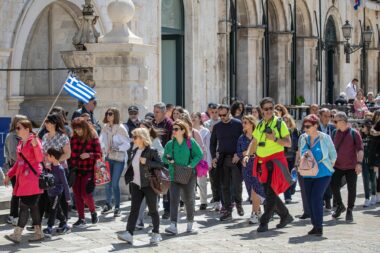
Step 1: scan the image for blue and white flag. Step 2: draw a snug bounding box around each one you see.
[63,74,96,103]
[352,0,366,10]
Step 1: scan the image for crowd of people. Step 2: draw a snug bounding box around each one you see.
[2,94,380,245]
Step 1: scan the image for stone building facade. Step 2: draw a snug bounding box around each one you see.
[0,0,379,123]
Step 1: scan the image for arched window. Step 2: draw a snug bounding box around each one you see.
[325,16,338,104]
[161,0,184,106]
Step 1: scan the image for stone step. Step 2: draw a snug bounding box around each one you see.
[0,209,9,225]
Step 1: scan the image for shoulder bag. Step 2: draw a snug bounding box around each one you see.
[172,141,193,184]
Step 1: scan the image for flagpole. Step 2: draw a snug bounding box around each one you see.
[37,82,66,135]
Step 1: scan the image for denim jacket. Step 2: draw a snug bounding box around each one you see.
[299,131,337,173]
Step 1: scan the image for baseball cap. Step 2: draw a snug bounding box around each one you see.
[128,105,139,113]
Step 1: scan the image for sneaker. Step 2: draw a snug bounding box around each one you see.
[220,211,232,221]
[346,209,353,222]
[26,225,34,231]
[73,219,87,228]
[6,216,14,225]
[213,202,221,212]
[101,204,112,214]
[118,231,133,244]
[150,232,162,245]
[43,227,53,238]
[165,223,178,235]
[12,217,18,226]
[332,205,346,219]
[114,208,121,217]
[249,213,259,224]
[276,214,294,229]
[56,224,71,234]
[236,204,244,216]
[136,223,144,230]
[199,204,207,211]
[363,199,371,207]
[257,223,268,233]
[186,222,196,233]
[91,212,99,224]
[162,211,170,220]
[370,195,377,205]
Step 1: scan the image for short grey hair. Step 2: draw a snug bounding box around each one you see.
[154,102,166,112]
[319,107,330,115]
[334,111,348,122]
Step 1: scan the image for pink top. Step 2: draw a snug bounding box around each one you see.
[7,134,44,197]
[353,99,368,119]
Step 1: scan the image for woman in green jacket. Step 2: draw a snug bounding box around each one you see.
[163,120,203,235]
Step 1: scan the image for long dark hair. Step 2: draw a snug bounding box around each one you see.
[230,101,245,117]
[46,113,66,134]
[71,117,97,141]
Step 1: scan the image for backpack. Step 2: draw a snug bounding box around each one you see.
[257,117,284,139]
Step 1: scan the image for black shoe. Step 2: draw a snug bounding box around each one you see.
[199,204,207,211]
[91,212,99,224]
[114,208,121,217]
[325,200,332,210]
[73,219,87,228]
[308,227,323,236]
[162,211,170,220]
[345,209,353,222]
[236,204,244,216]
[299,213,310,220]
[101,204,112,214]
[220,211,232,221]
[276,214,294,229]
[257,223,268,233]
[332,205,346,219]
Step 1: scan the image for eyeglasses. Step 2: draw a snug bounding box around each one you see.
[303,124,313,129]
[262,107,274,112]
[173,127,182,132]
[106,112,114,116]
[219,114,227,118]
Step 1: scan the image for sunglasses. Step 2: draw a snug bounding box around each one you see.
[106,112,114,116]
[219,114,227,118]
[129,112,138,116]
[303,125,313,129]
[173,127,182,132]
[262,107,274,112]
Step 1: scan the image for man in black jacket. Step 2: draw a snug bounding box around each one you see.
[124,106,140,137]
[72,98,101,134]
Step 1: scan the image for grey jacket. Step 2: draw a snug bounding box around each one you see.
[4,131,19,172]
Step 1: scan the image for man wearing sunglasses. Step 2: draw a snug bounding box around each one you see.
[210,104,243,221]
[124,105,140,137]
[243,97,293,233]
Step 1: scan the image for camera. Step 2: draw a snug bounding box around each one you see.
[258,142,266,147]
[265,127,273,134]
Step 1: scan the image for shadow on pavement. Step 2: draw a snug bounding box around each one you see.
[289,234,327,244]
[233,229,286,240]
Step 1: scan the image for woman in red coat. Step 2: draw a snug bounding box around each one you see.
[3,120,44,243]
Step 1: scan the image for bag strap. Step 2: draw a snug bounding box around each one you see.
[276,118,283,139]
[19,152,38,176]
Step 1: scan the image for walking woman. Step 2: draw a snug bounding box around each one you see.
[100,107,130,217]
[369,110,380,203]
[3,120,45,243]
[299,114,337,236]
[118,128,164,245]
[4,115,27,226]
[163,120,203,235]
[69,117,102,227]
[237,115,265,224]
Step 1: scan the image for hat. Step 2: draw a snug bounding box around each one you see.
[144,112,154,120]
[128,105,139,112]
[208,103,218,109]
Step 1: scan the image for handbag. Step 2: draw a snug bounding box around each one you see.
[299,138,320,177]
[186,139,208,177]
[149,168,170,195]
[94,159,111,186]
[172,141,193,184]
[107,128,126,162]
[19,153,55,190]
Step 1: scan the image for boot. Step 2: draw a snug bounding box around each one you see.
[4,226,23,244]
[28,225,45,242]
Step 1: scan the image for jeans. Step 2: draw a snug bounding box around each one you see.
[362,162,376,199]
[331,168,357,209]
[170,174,196,223]
[127,183,159,235]
[298,173,310,215]
[47,195,67,228]
[10,177,19,218]
[284,160,296,200]
[220,156,243,210]
[73,173,96,219]
[197,175,208,205]
[304,176,331,229]
[18,195,41,228]
[105,159,125,209]
[260,162,290,224]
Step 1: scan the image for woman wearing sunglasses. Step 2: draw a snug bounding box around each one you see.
[163,120,203,235]
[3,120,45,243]
[100,107,130,217]
[299,114,337,236]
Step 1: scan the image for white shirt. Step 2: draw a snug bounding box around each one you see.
[345,82,357,100]
[132,149,143,187]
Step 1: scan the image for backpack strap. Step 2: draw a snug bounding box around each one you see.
[350,128,357,147]
[276,118,283,139]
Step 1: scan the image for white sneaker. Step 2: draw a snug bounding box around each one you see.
[213,202,221,211]
[370,195,377,205]
[376,194,380,203]
[363,199,371,207]
[117,231,133,244]
[249,213,259,224]
[186,222,197,233]
[12,217,18,226]
[165,223,178,235]
[6,216,14,225]
[150,233,162,245]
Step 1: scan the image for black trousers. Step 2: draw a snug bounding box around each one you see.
[220,156,243,210]
[18,195,41,228]
[127,183,159,235]
[209,166,222,202]
[38,190,50,220]
[47,195,67,228]
[331,168,357,209]
[10,177,19,218]
[260,162,289,224]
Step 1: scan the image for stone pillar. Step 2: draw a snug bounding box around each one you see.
[0,49,11,116]
[297,37,318,104]
[367,49,379,93]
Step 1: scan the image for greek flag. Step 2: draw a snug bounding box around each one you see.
[63,74,96,103]
[353,0,365,10]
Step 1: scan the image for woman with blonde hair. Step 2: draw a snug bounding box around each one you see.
[274,104,289,117]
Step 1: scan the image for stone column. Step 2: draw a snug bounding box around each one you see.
[297,37,318,104]
[367,49,379,93]
[0,49,11,116]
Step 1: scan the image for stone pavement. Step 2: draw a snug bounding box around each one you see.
[0,175,379,253]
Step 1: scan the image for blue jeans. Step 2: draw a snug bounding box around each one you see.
[284,160,296,200]
[362,161,376,199]
[304,176,331,229]
[105,159,125,208]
